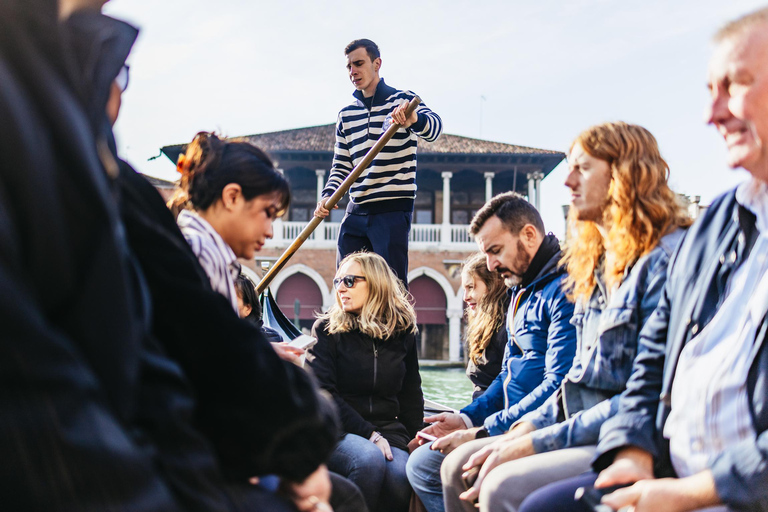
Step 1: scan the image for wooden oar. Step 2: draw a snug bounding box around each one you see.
[256,96,421,293]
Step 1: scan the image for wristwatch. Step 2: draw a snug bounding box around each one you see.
[475,427,489,439]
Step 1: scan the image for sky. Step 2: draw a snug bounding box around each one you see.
[104,0,764,237]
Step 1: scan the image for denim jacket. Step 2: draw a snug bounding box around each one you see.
[461,250,577,435]
[521,228,685,453]
[595,188,768,511]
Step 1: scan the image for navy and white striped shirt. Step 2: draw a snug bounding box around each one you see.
[322,78,442,213]
[177,209,241,312]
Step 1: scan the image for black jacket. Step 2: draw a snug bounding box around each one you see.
[309,318,424,451]
[595,188,768,511]
[63,9,338,483]
[465,304,509,400]
[0,2,231,510]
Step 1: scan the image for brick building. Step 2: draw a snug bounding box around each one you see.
[161,124,564,361]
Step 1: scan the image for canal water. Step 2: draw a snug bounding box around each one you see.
[419,367,474,410]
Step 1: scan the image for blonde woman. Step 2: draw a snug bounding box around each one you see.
[309,252,424,512]
[460,252,509,399]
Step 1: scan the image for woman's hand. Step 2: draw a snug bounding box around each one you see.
[370,431,393,461]
[271,342,305,366]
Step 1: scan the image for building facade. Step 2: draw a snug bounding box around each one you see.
[162,124,565,361]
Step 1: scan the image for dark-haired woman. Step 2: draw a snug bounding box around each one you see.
[461,252,509,400]
[172,132,289,314]
[235,274,284,344]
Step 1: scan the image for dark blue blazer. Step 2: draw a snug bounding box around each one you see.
[595,188,768,511]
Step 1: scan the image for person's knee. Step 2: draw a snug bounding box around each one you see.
[441,442,475,486]
[478,467,517,512]
[405,443,443,486]
[354,445,387,474]
[336,436,387,476]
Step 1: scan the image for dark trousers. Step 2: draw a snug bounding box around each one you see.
[337,210,412,283]
[517,471,598,512]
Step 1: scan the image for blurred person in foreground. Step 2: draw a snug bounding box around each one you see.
[62,3,359,511]
[0,0,265,509]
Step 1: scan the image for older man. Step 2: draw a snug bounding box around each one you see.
[518,7,768,512]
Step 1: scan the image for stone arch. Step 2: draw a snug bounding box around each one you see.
[408,267,463,361]
[270,264,333,311]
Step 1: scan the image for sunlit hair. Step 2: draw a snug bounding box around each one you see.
[462,252,508,365]
[319,252,417,339]
[562,122,692,302]
[714,6,768,42]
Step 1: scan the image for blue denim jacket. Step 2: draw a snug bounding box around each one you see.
[521,228,685,453]
[596,189,768,511]
[461,251,577,435]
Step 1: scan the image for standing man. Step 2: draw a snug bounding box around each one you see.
[314,39,442,282]
[517,6,768,512]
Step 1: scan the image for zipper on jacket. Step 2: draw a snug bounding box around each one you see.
[370,341,379,414]
[504,288,527,411]
[503,356,514,411]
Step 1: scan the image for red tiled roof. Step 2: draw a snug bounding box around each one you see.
[228,124,562,156]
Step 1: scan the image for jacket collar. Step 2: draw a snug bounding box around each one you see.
[517,234,563,291]
[352,78,397,108]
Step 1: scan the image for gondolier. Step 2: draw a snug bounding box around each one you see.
[314,38,443,283]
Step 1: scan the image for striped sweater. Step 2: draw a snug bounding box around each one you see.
[322,79,442,214]
[177,209,241,313]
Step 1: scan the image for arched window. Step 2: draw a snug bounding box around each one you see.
[410,275,448,359]
[275,273,324,333]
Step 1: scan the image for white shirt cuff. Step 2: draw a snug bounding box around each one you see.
[460,413,474,429]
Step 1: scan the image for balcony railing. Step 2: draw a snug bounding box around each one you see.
[265,220,476,251]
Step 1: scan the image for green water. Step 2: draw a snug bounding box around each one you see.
[419,367,474,410]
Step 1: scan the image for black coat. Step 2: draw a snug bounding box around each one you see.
[309,318,424,451]
[54,9,340,500]
[0,2,230,510]
[118,160,339,482]
[465,311,508,400]
[62,8,338,483]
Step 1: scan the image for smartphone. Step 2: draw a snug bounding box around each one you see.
[575,484,630,512]
[288,334,317,351]
[416,431,437,442]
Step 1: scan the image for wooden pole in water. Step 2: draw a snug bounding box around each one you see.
[256,96,422,294]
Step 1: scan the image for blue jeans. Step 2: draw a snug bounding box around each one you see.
[406,441,447,512]
[328,433,411,512]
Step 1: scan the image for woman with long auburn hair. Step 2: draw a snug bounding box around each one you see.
[562,121,692,300]
[309,252,424,512]
[438,122,692,512]
[460,252,509,399]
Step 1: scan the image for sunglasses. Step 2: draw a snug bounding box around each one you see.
[333,275,366,289]
[115,64,130,92]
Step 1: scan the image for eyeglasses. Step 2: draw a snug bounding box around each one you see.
[333,275,366,289]
[115,64,130,92]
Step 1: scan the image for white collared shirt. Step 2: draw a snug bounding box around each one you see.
[177,209,240,313]
[663,179,768,484]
